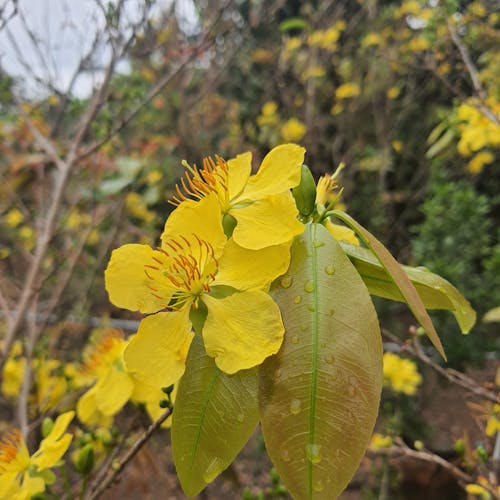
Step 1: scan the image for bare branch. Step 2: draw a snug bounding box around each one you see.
[85,407,173,500]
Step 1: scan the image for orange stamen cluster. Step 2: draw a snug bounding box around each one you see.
[82,329,124,375]
[144,234,217,309]
[169,156,229,206]
[0,429,21,471]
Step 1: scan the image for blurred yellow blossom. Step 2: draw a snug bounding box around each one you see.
[308,27,341,51]
[369,433,393,449]
[336,83,361,99]
[392,140,403,152]
[383,352,422,395]
[467,151,494,175]
[330,103,344,115]
[465,483,491,499]
[1,347,25,398]
[301,65,326,80]
[145,169,162,184]
[281,118,306,142]
[34,359,68,412]
[257,101,279,126]
[362,33,383,48]
[485,404,500,436]
[18,226,35,251]
[387,86,401,100]
[4,208,24,228]
[0,411,74,499]
[125,192,155,223]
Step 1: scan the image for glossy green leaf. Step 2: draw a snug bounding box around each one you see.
[340,242,476,334]
[172,335,259,497]
[259,223,382,499]
[330,210,446,360]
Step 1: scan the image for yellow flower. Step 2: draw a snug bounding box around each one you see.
[33,359,68,412]
[126,192,155,223]
[170,144,305,250]
[0,411,74,499]
[362,33,383,48]
[1,343,25,398]
[18,226,35,251]
[257,101,279,126]
[106,194,290,379]
[316,172,360,245]
[369,433,393,449]
[465,483,491,499]
[3,209,24,228]
[485,404,500,436]
[467,151,494,175]
[383,352,422,395]
[281,118,306,142]
[76,329,134,427]
[335,83,361,99]
[387,86,400,100]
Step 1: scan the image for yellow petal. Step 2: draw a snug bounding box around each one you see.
[215,239,291,291]
[202,292,284,374]
[105,244,173,313]
[324,220,360,245]
[76,386,99,425]
[227,152,252,201]
[161,194,226,257]
[94,368,133,416]
[242,144,305,200]
[124,310,193,388]
[231,192,304,250]
[32,411,74,469]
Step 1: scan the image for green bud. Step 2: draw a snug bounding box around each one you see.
[74,444,95,475]
[270,467,280,485]
[222,213,237,238]
[453,438,465,456]
[476,444,488,462]
[159,398,172,409]
[292,165,317,219]
[161,384,175,396]
[41,417,54,438]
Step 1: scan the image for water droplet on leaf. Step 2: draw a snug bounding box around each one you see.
[313,239,325,248]
[290,335,299,344]
[290,399,302,415]
[280,276,293,288]
[313,479,325,492]
[293,295,302,304]
[281,448,291,462]
[304,280,314,293]
[306,444,323,464]
[237,413,244,423]
[325,264,335,275]
[325,354,334,364]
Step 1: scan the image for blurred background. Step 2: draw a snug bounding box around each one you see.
[0,0,499,498]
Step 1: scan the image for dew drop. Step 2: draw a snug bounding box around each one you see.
[325,353,334,364]
[325,264,335,275]
[293,295,302,304]
[306,444,323,464]
[280,276,293,288]
[237,413,244,423]
[300,324,308,332]
[304,280,314,293]
[313,479,325,492]
[202,457,222,483]
[290,335,299,345]
[290,399,302,415]
[307,305,316,312]
[281,448,291,462]
[313,239,325,248]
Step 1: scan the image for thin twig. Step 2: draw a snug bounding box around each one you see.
[85,407,172,500]
[382,329,499,405]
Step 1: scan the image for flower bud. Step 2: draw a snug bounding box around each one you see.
[74,444,95,475]
[292,165,317,219]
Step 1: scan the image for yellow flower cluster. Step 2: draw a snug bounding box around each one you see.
[383,352,422,396]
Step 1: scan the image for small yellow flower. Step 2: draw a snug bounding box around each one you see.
[257,101,279,126]
[335,83,361,99]
[126,192,155,223]
[362,33,383,48]
[281,118,306,142]
[145,170,162,184]
[485,404,500,436]
[383,352,422,396]
[0,411,74,499]
[18,226,35,251]
[369,433,393,449]
[77,329,134,427]
[3,208,24,228]
[465,483,491,499]
[467,151,494,175]
[387,87,401,100]
[34,359,68,412]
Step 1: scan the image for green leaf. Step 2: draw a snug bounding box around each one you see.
[172,335,259,497]
[259,223,382,499]
[425,128,455,159]
[340,242,476,334]
[330,210,447,360]
[279,18,310,33]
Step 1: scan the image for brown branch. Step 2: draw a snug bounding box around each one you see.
[85,407,173,500]
[382,329,499,405]
[370,438,500,500]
